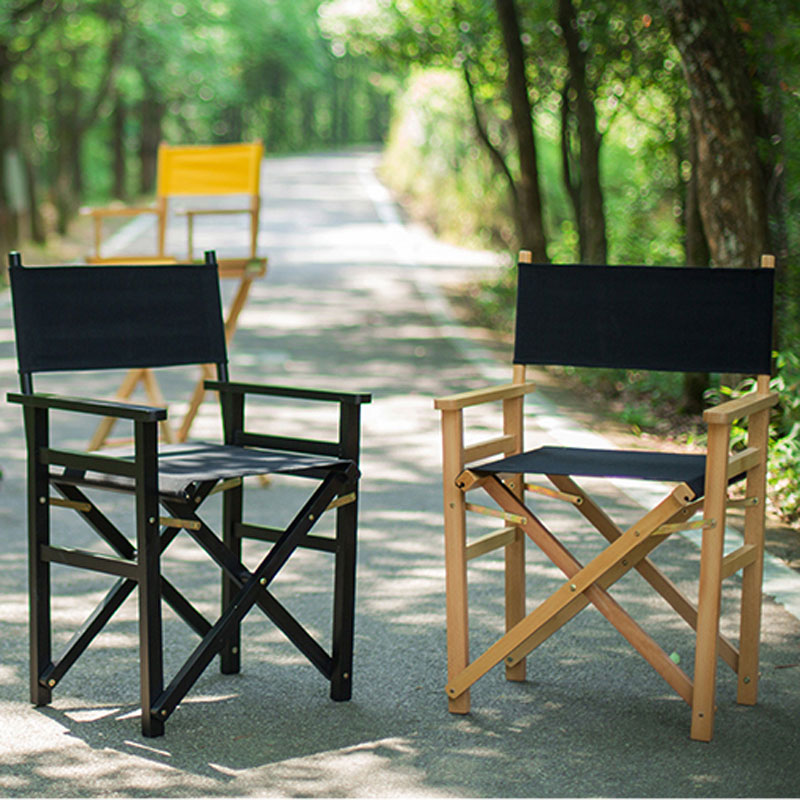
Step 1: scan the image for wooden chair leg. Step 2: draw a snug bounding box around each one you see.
[691,422,730,742]
[442,409,470,713]
[738,405,770,705]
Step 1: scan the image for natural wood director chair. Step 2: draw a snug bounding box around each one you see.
[84,141,268,447]
[7,250,370,737]
[434,252,777,741]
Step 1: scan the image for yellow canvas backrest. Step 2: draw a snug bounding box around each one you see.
[156,141,263,198]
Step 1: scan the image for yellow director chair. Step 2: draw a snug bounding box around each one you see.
[434,252,777,741]
[84,141,268,448]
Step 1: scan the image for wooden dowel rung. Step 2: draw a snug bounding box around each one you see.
[525,483,583,505]
[326,492,357,512]
[465,503,526,526]
[49,497,92,513]
[160,516,202,531]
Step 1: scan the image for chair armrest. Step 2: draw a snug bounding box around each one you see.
[7,392,167,422]
[205,381,372,406]
[81,205,159,219]
[178,208,252,217]
[703,391,778,425]
[434,381,536,411]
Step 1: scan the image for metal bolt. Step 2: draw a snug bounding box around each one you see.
[743,676,751,684]
[343,672,350,680]
[309,514,315,521]
[39,496,47,505]
[148,516,156,525]
[569,584,577,592]
[259,577,267,586]
[48,678,56,687]
[161,709,168,717]
[231,646,239,655]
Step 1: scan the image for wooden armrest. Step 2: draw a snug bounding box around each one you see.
[178,208,252,217]
[703,390,778,425]
[434,381,536,411]
[81,204,159,218]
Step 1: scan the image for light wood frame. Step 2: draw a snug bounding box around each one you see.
[433,251,777,741]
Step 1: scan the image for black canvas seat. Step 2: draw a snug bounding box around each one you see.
[472,446,716,498]
[434,252,777,742]
[52,442,352,498]
[7,251,370,737]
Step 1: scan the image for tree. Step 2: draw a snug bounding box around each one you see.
[660,0,767,267]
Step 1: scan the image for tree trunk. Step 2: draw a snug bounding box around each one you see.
[138,80,163,195]
[494,0,548,261]
[112,95,127,200]
[558,0,607,264]
[682,114,711,413]
[662,0,767,267]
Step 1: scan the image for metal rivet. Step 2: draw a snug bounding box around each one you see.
[48,678,56,687]
[569,584,577,592]
[231,646,239,654]
[634,530,641,537]
[39,496,47,505]
[309,514,315,521]
[148,517,156,525]
[743,676,751,684]
[343,672,350,679]
[161,709,168,717]
[259,578,267,586]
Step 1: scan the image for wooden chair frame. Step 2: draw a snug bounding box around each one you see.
[83,142,268,448]
[434,252,777,741]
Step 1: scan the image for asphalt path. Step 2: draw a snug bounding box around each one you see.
[0,149,798,797]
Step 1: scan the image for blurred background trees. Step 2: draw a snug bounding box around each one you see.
[1,0,799,512]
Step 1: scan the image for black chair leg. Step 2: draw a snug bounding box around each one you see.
[330,494,357,701]
[135,421,164,737]
[220,483,243,674]
[27,406,51,706]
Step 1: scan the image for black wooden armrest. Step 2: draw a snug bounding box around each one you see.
[7,392,167,422]
[205,381,372,406]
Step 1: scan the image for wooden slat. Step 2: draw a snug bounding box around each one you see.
[727,447,761,479]
[465,528,517,561]
[722,544,758,580]
[463,434,517,464]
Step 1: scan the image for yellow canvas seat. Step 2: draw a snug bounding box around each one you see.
[83,142,267,447]
[434,251,777,741]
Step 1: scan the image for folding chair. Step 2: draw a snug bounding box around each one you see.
[7,250,370,737]
[83,141,268,448]
[434,251,777,741]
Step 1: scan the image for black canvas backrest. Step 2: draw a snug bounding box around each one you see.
[10,253,228,379]
[513,262,774,375]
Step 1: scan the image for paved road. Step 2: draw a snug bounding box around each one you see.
[0,150,798,797]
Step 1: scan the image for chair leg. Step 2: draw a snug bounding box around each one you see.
[738,406,770,705]
[27,406,51,706]
[504,526,526,683]
[330,496,357,701]
[135,421,164,738]
[220,483,243,674]
[441,410,470,713]
[691,423,730,742]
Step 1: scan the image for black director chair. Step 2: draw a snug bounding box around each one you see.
[434,251,776,741]
[7,251,370,737]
